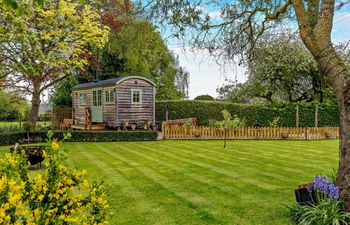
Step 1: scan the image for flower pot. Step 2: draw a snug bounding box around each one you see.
[122,121,129,130]
[131,124,136,130]
[10,145,45,168]
[280,131,289,139]
[194,130,200,138]
[325,131,332,139]
[295,183,316,204]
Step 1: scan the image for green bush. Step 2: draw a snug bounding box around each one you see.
[0,131,158,146]
[156,100,339,127]
[288,200,350,225]
[0,131,111,223]
[194,95,215,100]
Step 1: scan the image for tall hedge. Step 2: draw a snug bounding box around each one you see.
[156,100,339,127]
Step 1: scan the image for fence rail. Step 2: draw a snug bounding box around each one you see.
[162,125,339,140]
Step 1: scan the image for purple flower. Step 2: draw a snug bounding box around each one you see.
[308,174,340,200]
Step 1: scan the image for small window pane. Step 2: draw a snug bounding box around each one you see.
[110,91,114,102]
[131,90,141,104]
[105,90,114,103]
[105,91,110,103]
[98,90,102,106]
[93,92,96,106]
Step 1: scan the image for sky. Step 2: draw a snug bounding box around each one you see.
[167,4,350,100]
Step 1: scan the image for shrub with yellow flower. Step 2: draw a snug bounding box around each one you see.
[0,131,111,224]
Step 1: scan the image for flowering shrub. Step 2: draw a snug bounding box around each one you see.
[0,131,111,224]
[289,174,350,225]
[307,175,340,201]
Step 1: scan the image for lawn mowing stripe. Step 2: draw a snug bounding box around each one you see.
[112,142,242,197]
[78,146,177,225]
[118,141,299,222]
[105,142,257,202]
[149,141,334,187]
[122,142,280,190]
[111,143,277,223]
[183,140,335,172]
[241,140,337,161]
[179,140,335,176]
[190,140,336,169]
[98,142,294,224]
[172,140,336,182]
[91,143,227,225]
[157,142,296,183]
[206,140,338,163]
[153,141,314,185]
[115,142,253,199]
[123,142,262,195]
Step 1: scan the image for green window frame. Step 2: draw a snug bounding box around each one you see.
[131,89,142,104]
[105,90,114,104]
[79,93,86,106]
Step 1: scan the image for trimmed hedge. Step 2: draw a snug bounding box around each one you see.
[156,100,339,127]
[0,131,158,146]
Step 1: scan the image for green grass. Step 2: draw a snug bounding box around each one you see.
[0,140,339,224]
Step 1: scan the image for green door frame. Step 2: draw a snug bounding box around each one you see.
[91,88,103,123]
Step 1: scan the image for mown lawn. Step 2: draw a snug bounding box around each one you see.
[0,140,339,224]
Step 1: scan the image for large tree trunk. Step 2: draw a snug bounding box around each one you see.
[306,43,350,210]
[28,84,41,128]
[291,0,350,210]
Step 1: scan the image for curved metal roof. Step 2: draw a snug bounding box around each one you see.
[72,76,156,90]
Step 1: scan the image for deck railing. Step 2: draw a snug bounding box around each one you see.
[85,107,92,131]
[162,124,339,140]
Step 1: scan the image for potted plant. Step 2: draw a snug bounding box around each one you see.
[194,130,201,138]
[131,123,136,130]
[144,121,151,130]
[295,182,316,204]
[325,130,332,138]
[281,131,289,139]
[122,120,129,130]
[22,122,34,143]
[10,144,45,169]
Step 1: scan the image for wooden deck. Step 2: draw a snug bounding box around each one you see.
[71,124,106,130]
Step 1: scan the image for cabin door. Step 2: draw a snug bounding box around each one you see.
[92,88,103,123]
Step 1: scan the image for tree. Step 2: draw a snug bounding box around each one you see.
[172,52,190,99]
[81,19,188,100]
[217,81,254,103]
[0,0,109,127]
[0,91,29,121]
[51,75,78,109]
[247,33,332,103]
[194,94,214,101]
[138,0,350,209]
[218,33,335,103]
[51,18,188,106]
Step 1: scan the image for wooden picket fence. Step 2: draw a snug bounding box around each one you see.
[162,124,339,140]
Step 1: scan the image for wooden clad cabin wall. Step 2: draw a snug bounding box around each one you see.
[103,86,117,127]
[73,86,117,126]
[116,78,155,125]
[72,89,92,125]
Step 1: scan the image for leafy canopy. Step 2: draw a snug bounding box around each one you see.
[217,33,334,104]
[0,0,109,125]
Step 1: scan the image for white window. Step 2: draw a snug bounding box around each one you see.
[131,89,142,104]
[105,90,114,104]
